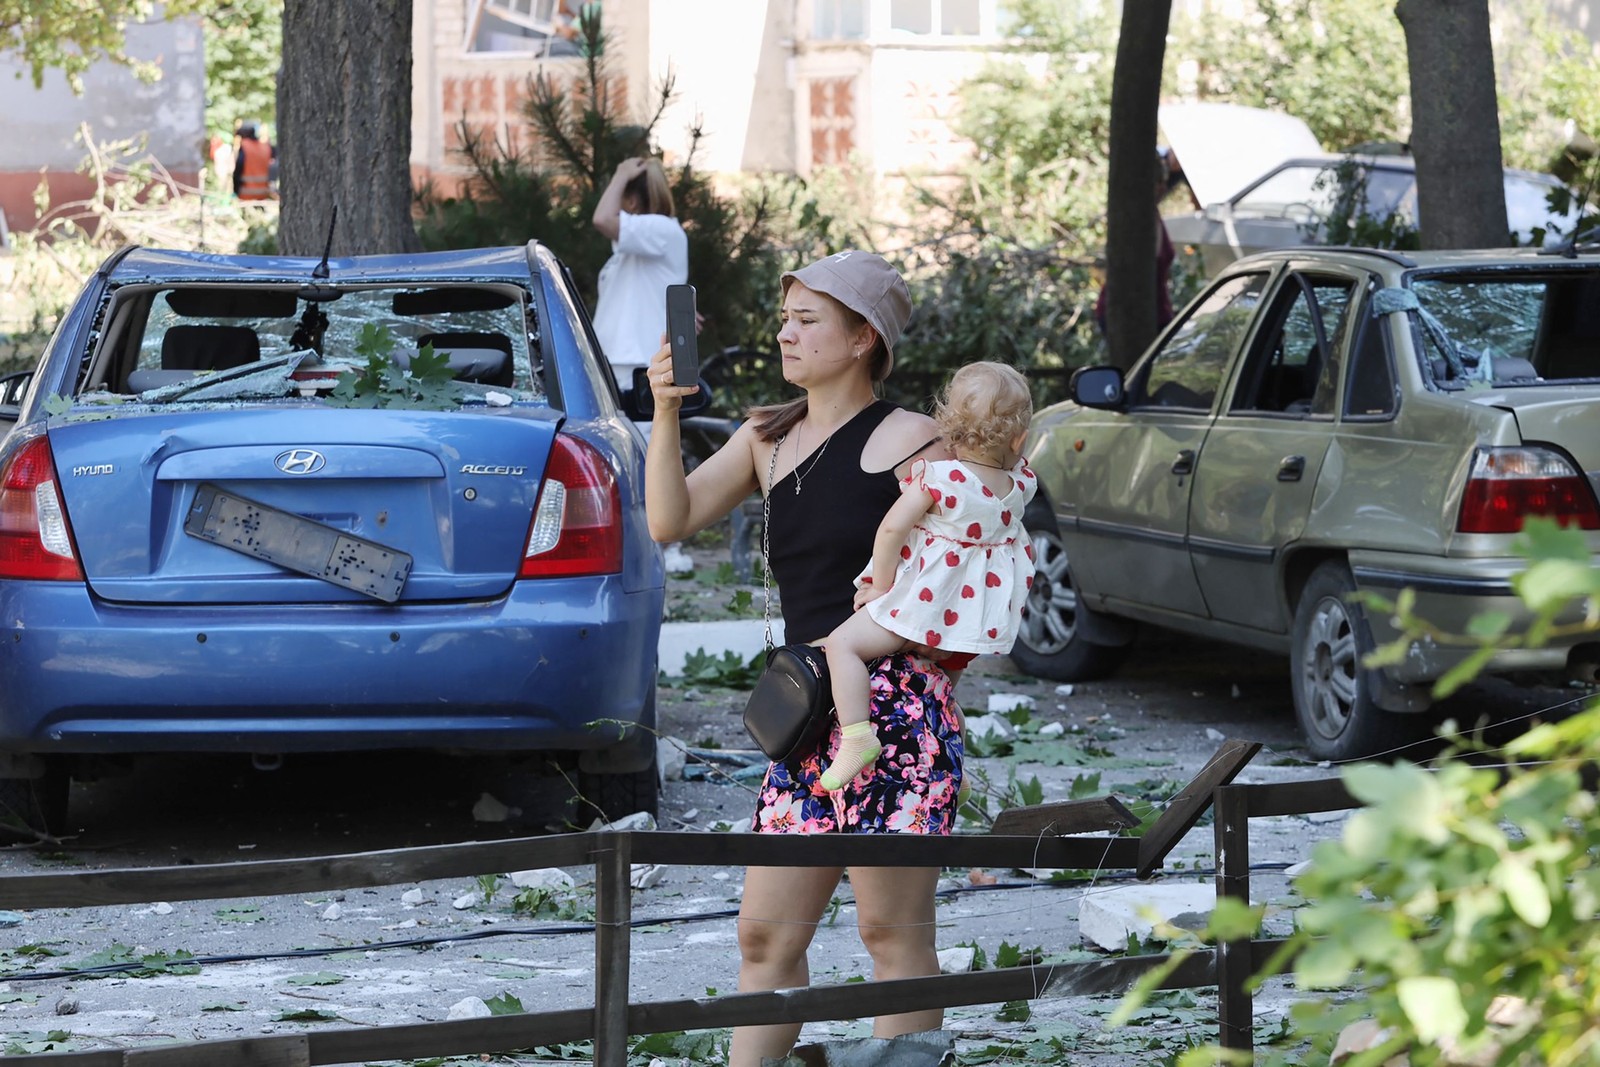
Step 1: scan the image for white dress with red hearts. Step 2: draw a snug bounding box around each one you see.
[859,458,1038,654]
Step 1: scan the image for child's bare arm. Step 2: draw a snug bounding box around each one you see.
[869,481,937,591]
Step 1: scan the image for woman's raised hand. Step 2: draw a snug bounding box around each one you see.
[647,340,699,416]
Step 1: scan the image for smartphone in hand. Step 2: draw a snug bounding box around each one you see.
[666,283,699,387]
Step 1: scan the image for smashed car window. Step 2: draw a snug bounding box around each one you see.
[100,284,546,405]
[1378,270,1600,386]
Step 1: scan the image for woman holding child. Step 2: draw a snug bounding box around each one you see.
[644,250,1031,1066]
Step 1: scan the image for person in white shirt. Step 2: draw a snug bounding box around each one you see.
[590,157,689,387]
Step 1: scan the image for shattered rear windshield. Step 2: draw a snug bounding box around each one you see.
[76,283,546,406]
[1406,268,1600,387]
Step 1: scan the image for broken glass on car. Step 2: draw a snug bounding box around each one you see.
[73,282,547,407]
[1378,267,1600,388]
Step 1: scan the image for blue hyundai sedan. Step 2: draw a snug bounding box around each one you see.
[0,243,666,838]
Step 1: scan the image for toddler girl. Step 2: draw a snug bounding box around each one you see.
[820,361,1037,792]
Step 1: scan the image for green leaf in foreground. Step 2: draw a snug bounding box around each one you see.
[273,1009,342,1023]
[285,971,345,987]
[484,991,524,1015]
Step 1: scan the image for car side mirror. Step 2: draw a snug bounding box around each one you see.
[623,366,712,420]
[1070,365,1125,409]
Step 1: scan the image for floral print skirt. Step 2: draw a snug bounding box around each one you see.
[751,652,963,835]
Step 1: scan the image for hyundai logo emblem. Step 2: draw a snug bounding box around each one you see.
[274,448,326,475]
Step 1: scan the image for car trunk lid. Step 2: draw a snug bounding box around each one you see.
[48,407,559,604]
[1492,390,1600,488]
[1158,103,1324,206]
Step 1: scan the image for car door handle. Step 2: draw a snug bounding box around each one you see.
[1277,455,1306,482]
[1171,449,1196,476]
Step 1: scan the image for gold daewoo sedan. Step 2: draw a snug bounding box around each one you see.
[1015,244,1600,760]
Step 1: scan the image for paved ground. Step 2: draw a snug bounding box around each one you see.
[0,545,1585,1065]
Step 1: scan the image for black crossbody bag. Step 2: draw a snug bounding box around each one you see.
[741,434,835,764]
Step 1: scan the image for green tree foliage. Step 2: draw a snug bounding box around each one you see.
[1168,0,1410,152]
[0,0,213,91]
[1113,518,1600,1065]
[415,11,796,412]
[199,0,281,141]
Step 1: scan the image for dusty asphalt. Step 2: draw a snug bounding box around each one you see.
[0,546,1583,1064]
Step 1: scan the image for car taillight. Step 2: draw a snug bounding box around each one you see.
[0,437,84,580]
[1457,446,1600,534]
[520,434,622,578]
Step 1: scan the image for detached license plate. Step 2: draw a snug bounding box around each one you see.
[184,484,413,603]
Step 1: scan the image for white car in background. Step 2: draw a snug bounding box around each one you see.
[1160,103,1583,276]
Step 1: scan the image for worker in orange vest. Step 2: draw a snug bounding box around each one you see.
[234,121,275,201]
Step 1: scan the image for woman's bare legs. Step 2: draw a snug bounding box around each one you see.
[729,863,845,1067]
[851,865,944,1037]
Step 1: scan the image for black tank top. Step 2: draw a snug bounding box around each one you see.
[767,400,903,644]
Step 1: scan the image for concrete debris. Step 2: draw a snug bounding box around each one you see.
[658,736,689,782]
[936,946,976,974]
[1231,684,1242,698]
[509,868,574,891]
[1205,728,1226,742]
[401,888,426,906]
[986,693,1034,714]
[662,544,696,575]
[484,390,513,407]
[471,792,516,823]
[53,997,79,1016]
[446,996,492,1021]
[1077,882,1228,952]
[1305,810,1347,824]
[1038,721,1066,737]
[321,903,343,921]
[588,810,658,833]
[451,890,484,911]
[630,863,668,890]
[1054,683,1075,696]
[963,714,1014,743]
[0,911,22,927]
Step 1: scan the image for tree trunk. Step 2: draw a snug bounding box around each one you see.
[1104,0,1173,370]
[278,0,421,256]
[1395,0,1508,250]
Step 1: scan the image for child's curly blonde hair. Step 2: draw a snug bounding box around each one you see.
[933,361,1033,459]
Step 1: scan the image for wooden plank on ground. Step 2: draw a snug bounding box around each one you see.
[990,795,1140,837]
[1135,738,1262,879]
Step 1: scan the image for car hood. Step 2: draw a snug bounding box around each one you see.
[1159,103,1324,206]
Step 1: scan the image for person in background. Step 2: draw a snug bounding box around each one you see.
[643,249,960,1067]
[234,121,275,202]
[1094,149,1176,336]
[590,156,689,387]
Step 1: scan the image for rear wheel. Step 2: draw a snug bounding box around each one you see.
[1009,500,1130,682]
[576,755,660,824]
[0,761,70,843]
[1291,561,1424,762]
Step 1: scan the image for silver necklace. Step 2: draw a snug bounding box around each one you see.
[790,422,833,496]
